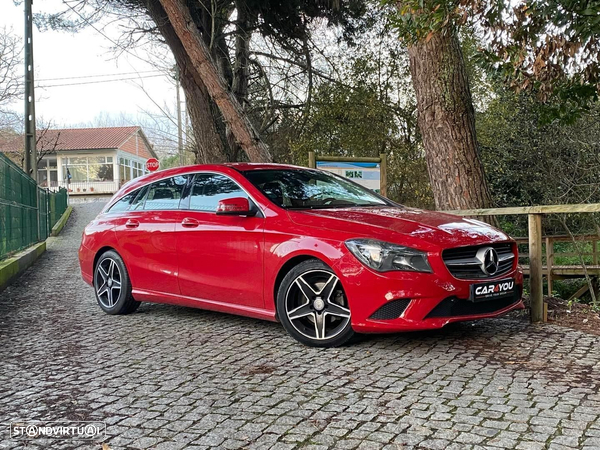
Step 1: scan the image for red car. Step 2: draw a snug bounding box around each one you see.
[79,164,524,347]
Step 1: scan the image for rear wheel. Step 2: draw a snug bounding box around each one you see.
[277,259,354,347]
[94,250,140,315]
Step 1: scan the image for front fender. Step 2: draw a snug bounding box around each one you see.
[263,236,347,311]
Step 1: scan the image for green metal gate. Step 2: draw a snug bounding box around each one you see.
[0,153,69,260]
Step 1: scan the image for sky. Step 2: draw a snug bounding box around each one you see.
[1,0,178,133]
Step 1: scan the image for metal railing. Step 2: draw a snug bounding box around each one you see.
[46,181,119,195]
[0,153,69,260]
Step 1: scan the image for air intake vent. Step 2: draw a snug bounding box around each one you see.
[442,242,515,280]
[425,290,521,319]
[369,299,411,320]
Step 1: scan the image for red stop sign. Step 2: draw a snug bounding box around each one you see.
[146,158,160,172]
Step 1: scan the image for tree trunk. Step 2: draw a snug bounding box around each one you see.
[226,0,253,161]
[158,0,272,163]
[144,0,227,163]
[180,68,228,163]
[407,27,493,212]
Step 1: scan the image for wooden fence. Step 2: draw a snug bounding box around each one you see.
[514,235,600,300]
[445,204,600,323]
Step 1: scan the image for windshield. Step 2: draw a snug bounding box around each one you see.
[242,169,389,209]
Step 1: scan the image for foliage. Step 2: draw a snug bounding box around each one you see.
[243,0,370,42]
[0,27,22,130]
[478,90,600,208]
[36,0,372,162]
[384,0,462,43]
[472,0,600,104]
[386,0,600,121]
[275,24,434,207]
[477,87,600,239]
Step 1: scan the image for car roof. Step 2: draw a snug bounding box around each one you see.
[224,162,304,171]
[116,162,306,195]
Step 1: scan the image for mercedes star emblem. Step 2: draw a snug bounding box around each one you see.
[476,247,499,276]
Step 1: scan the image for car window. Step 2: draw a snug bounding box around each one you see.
[189,173,248,212]
[243,169,388,209]
[108,191,137,213]
[129,186,148,211]
[144,176,189,211]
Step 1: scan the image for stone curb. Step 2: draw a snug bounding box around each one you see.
[51,205,73,237]
[0,241,47,293]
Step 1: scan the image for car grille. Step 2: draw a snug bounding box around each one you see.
[442,242,515,280]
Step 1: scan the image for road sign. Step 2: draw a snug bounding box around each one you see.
[146,158,160,172]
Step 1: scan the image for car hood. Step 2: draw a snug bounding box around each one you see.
[287,206,510,250]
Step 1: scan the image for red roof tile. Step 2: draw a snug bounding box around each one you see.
[0,126,156,158]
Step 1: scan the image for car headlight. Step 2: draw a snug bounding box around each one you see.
[345,239,432,273]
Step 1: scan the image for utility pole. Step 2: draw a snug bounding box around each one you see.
[175,65,183,166]
[24,0,37,178]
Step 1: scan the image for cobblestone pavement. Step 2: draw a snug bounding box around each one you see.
[2,202,600,450]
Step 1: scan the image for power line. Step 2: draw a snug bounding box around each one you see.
[36,70,165,82]
[37,73,166,88]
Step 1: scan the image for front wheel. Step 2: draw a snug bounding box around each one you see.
[277,259,355,347]
[94,250,140,315]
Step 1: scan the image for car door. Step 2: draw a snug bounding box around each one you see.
[176,172,265,308]
[114,175,189,296]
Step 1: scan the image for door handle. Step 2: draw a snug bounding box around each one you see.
[125,219,140,228]
[181,217,200,228]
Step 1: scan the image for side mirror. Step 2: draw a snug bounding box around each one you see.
[216,197,256,216]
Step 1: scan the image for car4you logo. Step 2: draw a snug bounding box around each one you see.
[475,280,515,296]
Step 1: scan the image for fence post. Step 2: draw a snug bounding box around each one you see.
[529,213,544,322]
[47,192,51,236]
[379,153,387,198]
[546,237,554,297]
[308,151,316,169]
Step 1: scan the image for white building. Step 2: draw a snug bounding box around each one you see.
[0,126,157,195]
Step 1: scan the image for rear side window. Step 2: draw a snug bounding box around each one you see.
[144,176,188,210]
[189,174,247,212]
[129,186,148,211]
[108,191,137,213]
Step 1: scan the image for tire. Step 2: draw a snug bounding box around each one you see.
[277,259,355,347]
[94,250,140,315]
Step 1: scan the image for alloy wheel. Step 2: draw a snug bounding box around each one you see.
[95,258,122,308]
[284,270,351,341]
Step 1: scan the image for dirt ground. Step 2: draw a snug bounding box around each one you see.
[545,296,600,336]
[511,295,600,336]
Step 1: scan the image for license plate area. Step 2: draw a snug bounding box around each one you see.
[470,278,516,303]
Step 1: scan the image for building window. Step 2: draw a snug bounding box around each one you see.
[37,158,57,187]
[119,157,146,185]
[119,157,131,184]
[62,156,114,182]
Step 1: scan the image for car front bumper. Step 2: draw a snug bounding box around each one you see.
[334,253,525,333]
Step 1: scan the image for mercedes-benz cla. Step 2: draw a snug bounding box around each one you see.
[79,164,524,347]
